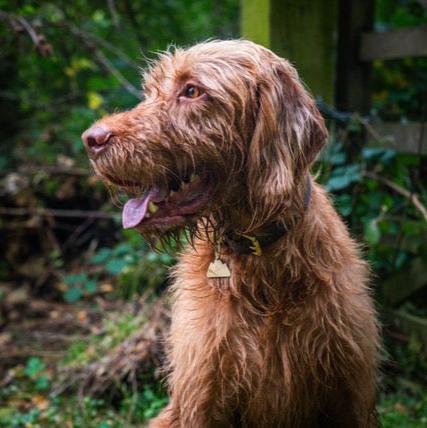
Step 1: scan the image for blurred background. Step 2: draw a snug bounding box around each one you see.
[0,0,426,426]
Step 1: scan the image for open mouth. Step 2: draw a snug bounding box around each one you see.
[117,174,214,229]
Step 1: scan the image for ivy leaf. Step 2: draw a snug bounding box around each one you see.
[364,219,381,246]
[326,164,362,192]
[91,248,112,264]
[64,274,87,286]
[335,194,353,217]
[35,375,50,391]
[64,286,83,303]
[84,279,97,294]
[24,357,45,378]
[105,258,127,275]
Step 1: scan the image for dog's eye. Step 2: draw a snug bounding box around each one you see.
[184,85,202,99]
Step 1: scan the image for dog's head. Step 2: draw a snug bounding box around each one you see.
[82,40,327,238]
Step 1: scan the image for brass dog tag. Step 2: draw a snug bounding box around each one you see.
[207,258,231,278]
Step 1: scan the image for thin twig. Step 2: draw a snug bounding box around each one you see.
[68,25,139,70]
[354,114,390,143]
[107,0,121,29]
[16,165,91,176]
[363,171,427,222]
[68,25,141,99]
[15,16,39,46]
[93,49,141,99]
[0,10,52,56]
[0,207,118,220]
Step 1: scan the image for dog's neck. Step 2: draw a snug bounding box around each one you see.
[218,175,312,256]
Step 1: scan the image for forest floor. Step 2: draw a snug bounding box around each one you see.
[0,284,426,428]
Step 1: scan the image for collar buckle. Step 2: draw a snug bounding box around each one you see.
[239,234,262,256]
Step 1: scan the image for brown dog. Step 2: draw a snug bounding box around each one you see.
[82,40,380,428]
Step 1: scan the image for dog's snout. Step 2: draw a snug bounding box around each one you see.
[82,125,112,157]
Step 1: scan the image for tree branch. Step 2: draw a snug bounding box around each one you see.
[0,10,53,56]
[68,26,141,99]
[0,207,117,220]
[68,25,139,70]
[363,171,427,222]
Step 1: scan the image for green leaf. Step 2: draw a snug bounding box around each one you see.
[64,286,83,303]
[362,147,396,162]
[91,248,112,264]
[113,243,132,257]
[24,357,45,377]
[326,164,361,192]
[147,251,160,262]
[364,219,381,246]
[335,194,353,217]
[35,375,50,390]
[84,279,97,294]
[395,251,408,269]
[87,91,104,110]
[64,273,88,286]
[105,258,127,275]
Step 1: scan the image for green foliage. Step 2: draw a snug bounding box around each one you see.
[319,128,427,277]
[373,0,427,120]
[2,354,426,427]
[0,0,239,171]
[0,378,167,427]
[62,306,154,368]
[63,273,96,303]
[89,229,174,299]
[0,1,427,426]
[379,386,427,428]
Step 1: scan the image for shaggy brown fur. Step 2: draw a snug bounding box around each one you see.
[82,40,380,427]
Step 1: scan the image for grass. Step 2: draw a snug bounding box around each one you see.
[379,389,427,427]
[0,361,168,428]
[1,362,426,427]
[1,281,426,427]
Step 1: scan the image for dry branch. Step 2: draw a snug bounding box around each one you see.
[56,297,170,396]
[0,10,53,56]
[363,171,427,222]
[68,25,141,99]
[0,207,117,220]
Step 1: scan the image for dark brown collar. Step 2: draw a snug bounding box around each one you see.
[223,176,312,256]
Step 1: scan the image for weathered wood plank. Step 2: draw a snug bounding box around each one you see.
[241,0,270,48]
[367,122,427,155]
[241,0,337,104]
[270,0,337,105]
[361,25,427,61]
[336,0,374,114]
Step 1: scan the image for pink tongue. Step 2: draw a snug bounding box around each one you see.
[122,196,150,229]
[122,187,167,229]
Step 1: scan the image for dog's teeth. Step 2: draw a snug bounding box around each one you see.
[148,202,158,214]
[181,182,189,191]
[190,173,197,182]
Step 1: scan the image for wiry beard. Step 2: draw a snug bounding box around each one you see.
[141,215,223,253]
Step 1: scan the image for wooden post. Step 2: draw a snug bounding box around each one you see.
[241,0,337,105]
[335,0,374,113]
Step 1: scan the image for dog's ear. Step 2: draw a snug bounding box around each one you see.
[247,58,328,215]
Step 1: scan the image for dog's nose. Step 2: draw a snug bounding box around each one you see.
[82,125,112,157]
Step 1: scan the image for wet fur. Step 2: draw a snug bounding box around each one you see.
[85,40,380,427]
